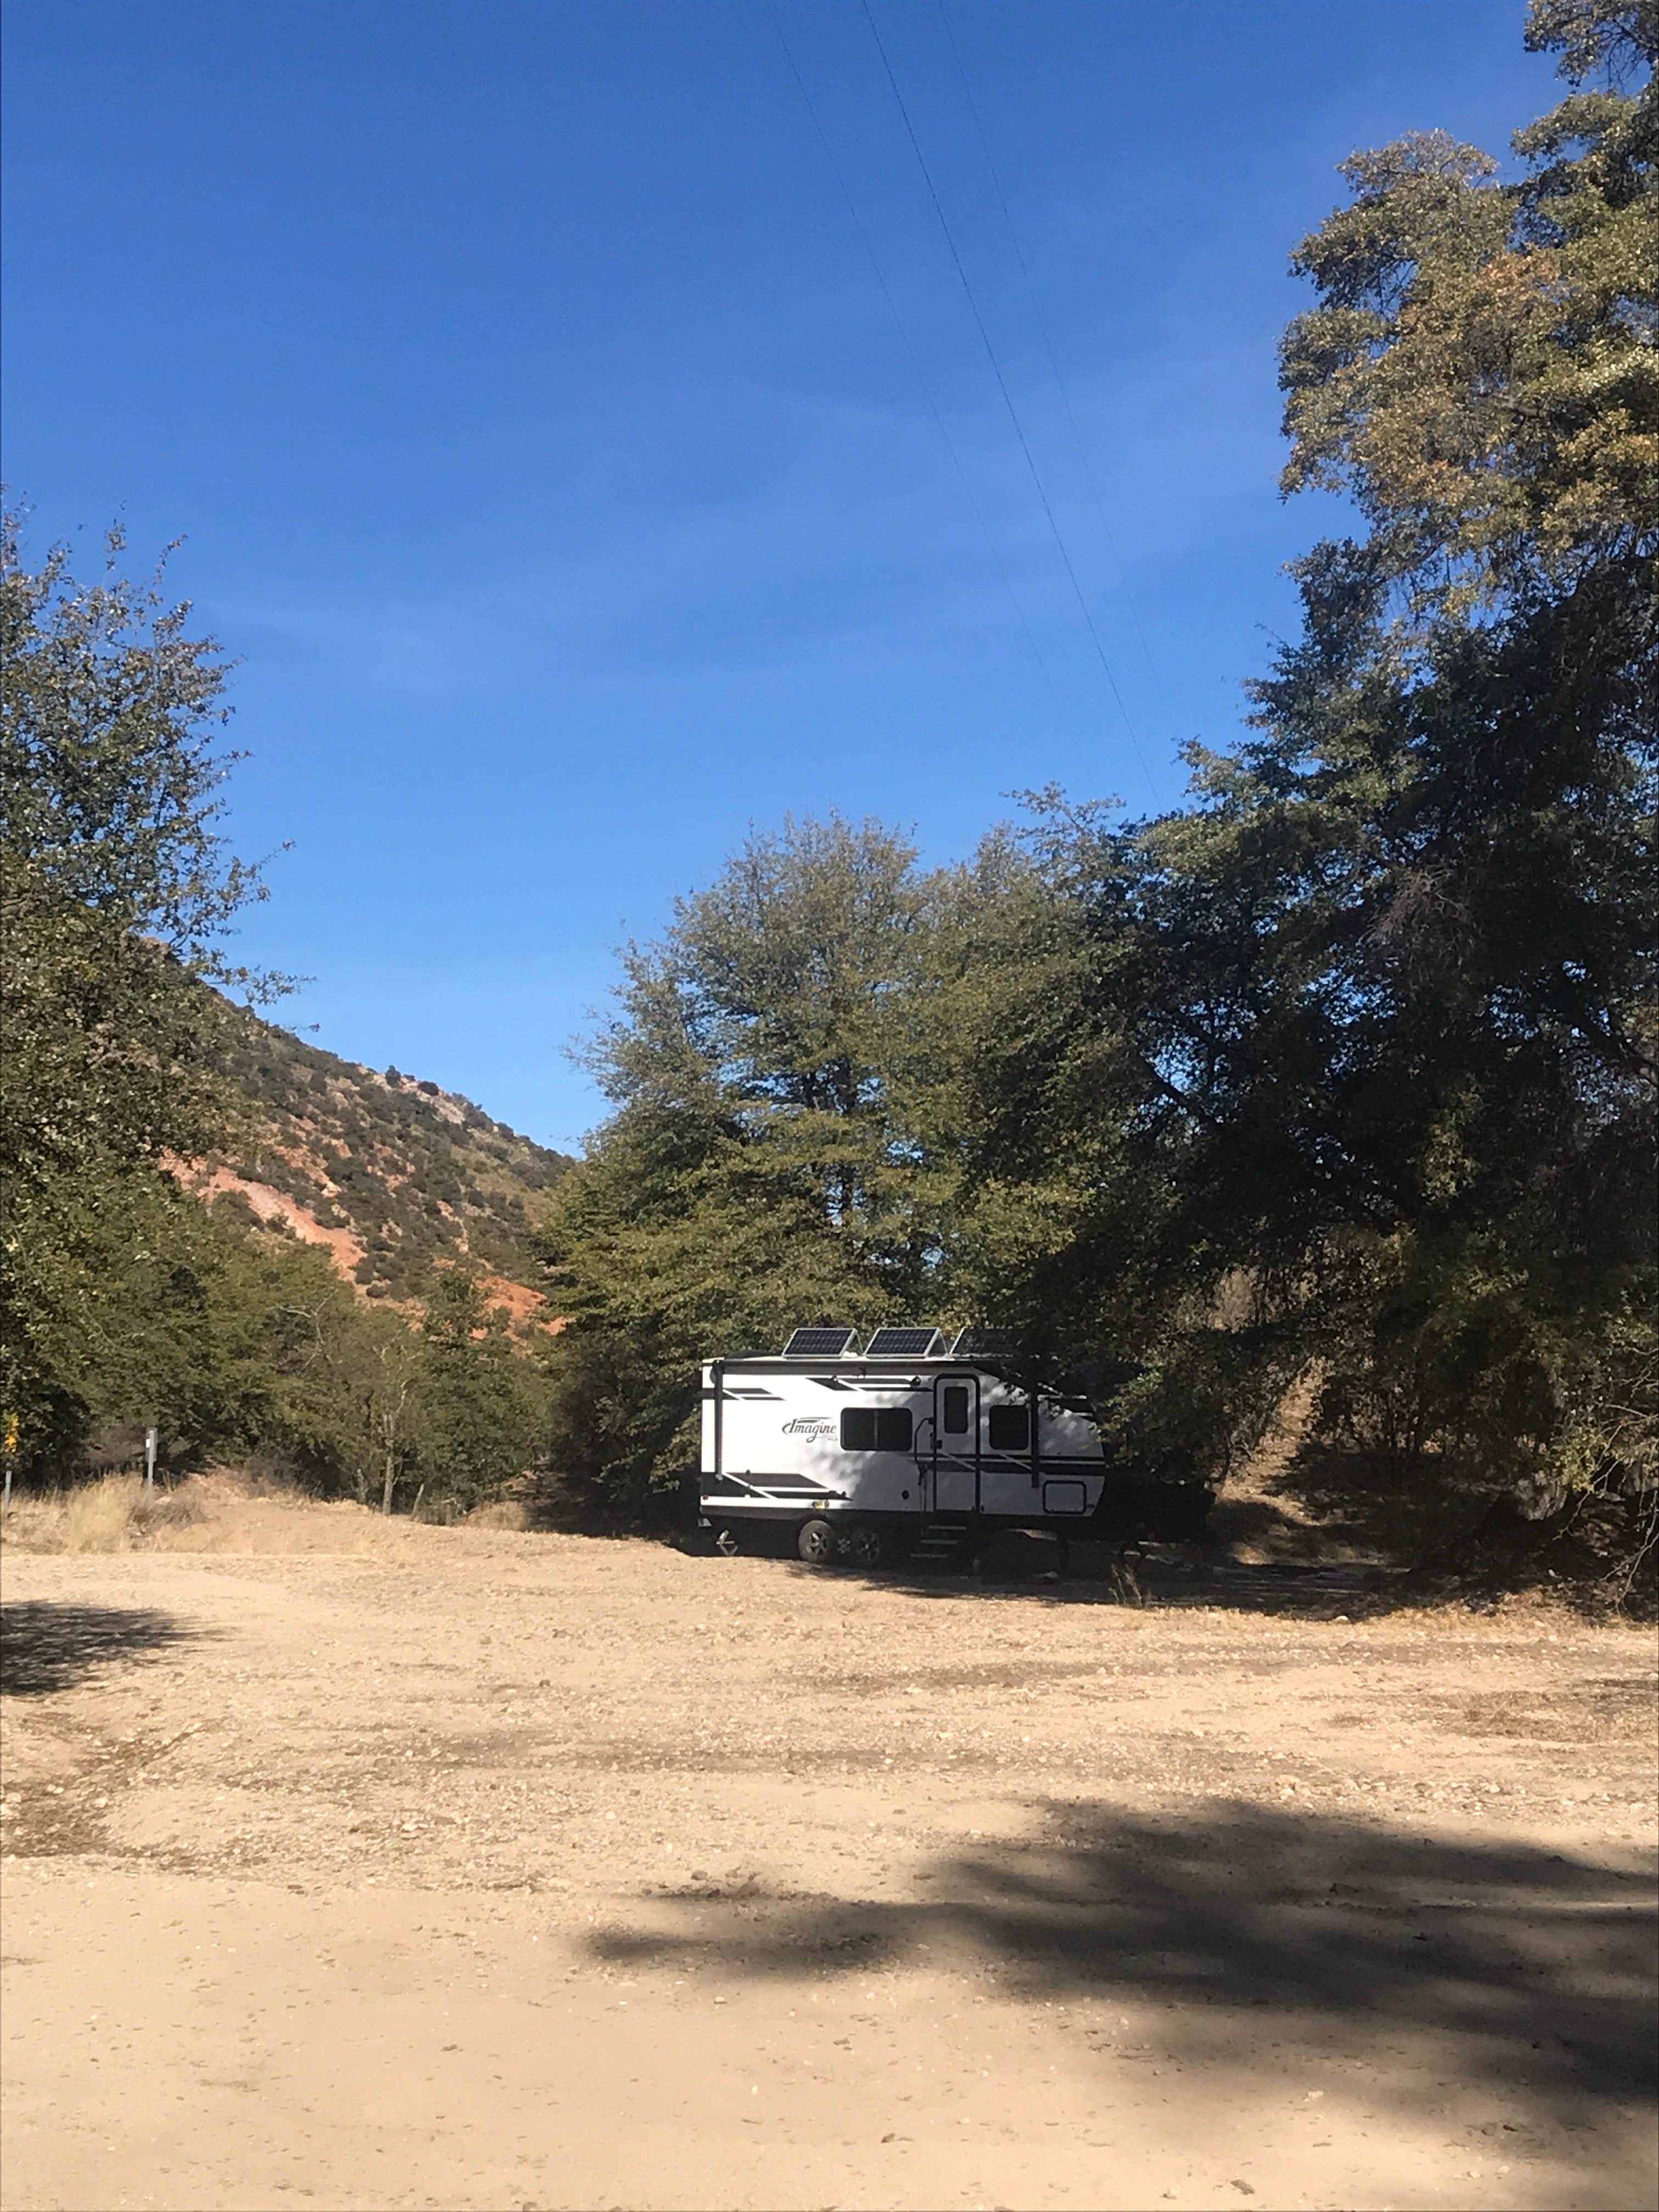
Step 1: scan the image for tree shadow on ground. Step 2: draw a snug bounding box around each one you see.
[1204,1487,1375,1560]
[589,1799,1657,2130]
[1268,1444,1657,1612]
[802,1544,1397,1618]
[0,1601,200,1696]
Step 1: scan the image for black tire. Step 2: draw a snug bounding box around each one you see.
[797,1516,838,1566]
[845,1523,886,1569]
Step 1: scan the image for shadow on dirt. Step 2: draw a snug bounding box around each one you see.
[1266,1445,1657,1614]
[1,1601,200,1696]
[590,1799,1657,2129]
[791,1548,1393,1618]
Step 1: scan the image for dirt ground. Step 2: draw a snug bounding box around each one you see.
[2,1489,1655,2212]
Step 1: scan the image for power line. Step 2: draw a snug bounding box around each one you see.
[935,0,1170,729]
[768,2,1056,692]
[859,0,1156,803]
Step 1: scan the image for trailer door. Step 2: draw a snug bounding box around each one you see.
[931,1375,979,1514]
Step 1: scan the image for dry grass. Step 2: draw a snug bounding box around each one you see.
[0,1469,560,1559]
[459,1497,531,1530]
[0,1473,210,1555]
[0,1470,324,1555]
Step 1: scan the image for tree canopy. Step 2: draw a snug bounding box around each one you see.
[951,0,1656,1510]
[1,511,548,1509]
[546,2,1656,1557]
[540,815,976,1517]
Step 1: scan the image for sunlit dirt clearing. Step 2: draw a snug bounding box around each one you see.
[2,1509,1654,2211]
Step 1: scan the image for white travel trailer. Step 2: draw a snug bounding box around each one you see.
[697,1325,1211,1565]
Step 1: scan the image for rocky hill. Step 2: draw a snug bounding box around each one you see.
[187,1017,573,1317]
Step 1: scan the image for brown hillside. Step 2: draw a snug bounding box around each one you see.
[186,1015,573,1311]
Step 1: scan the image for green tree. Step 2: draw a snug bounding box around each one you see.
[1280,1,1655,620]
[9,1161,432,1498]
[1,506,554,1509]
[1,509,278,1471]
[958,1,1657,1528]
[405,1268,541,1516]
[542,815,966,1520]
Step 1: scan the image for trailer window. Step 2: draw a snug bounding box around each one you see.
[840,1407,913,1451]
[940,1384,970,1434]
[987,1402,1030,1453]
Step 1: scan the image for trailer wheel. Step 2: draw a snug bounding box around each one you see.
[845,1523,886,1569]
[797,1516,838,1566]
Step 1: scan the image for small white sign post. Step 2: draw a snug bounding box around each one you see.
[145,1425,159,1494]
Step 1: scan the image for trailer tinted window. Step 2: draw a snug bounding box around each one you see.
[941,1385,970,1434]
[987,1402,1030,1453]
[840,1407,913,1451]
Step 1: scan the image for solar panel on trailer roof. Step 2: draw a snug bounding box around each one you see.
[865,1327,944,1355]
[782,1326,859,1357]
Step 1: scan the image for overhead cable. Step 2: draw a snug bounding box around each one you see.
[768,2,1055,690]
[860,0,1156,802]
[935,0,1169,729]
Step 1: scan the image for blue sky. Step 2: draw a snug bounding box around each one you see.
[4,1,1552,1150]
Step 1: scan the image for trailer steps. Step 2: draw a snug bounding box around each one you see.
[911,1519,974,1564]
